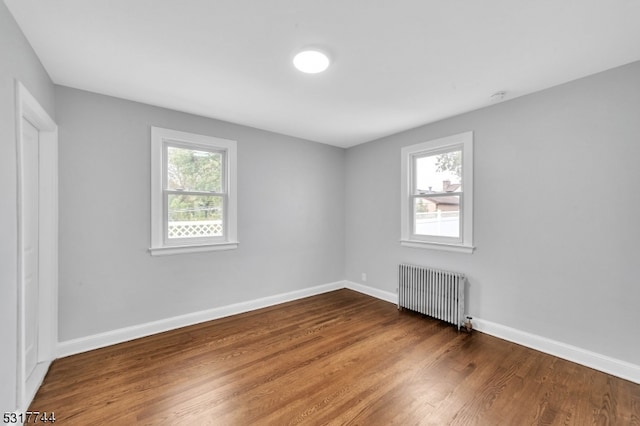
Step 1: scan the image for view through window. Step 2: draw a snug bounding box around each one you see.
[413,149,462,239]
[165,145,225,241]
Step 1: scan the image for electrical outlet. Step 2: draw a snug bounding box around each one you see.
[361,273,367,282]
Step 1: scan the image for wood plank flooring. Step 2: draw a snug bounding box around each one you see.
[30,289,640,425]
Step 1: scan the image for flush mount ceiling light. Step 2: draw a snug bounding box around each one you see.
[293,50,330,74]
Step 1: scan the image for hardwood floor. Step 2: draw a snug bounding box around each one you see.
[30,290,639,425]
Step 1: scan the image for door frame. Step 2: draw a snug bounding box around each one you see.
[15,81,58,411]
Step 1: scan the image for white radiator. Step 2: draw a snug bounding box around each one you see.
[398,263,466,330]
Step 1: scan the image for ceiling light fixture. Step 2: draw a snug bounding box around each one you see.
[293,50,330,74]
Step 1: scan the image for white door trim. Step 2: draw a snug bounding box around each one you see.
[15,81,58,411]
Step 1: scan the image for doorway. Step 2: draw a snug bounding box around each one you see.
[16,81,58,411]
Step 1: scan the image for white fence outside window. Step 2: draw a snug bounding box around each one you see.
[168,220,223,239]
[415,211,459,238]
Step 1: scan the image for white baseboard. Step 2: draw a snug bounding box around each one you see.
[472,318,640,384]
[346,281,640,384]
[56,280,640,385]
[57,280,345,358]
[345,281,397,304]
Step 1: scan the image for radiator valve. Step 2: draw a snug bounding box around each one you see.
[464,316,473,332]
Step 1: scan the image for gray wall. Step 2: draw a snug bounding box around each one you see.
[55,87,346,341]
[345,61,640,366]
[0,2,56,413]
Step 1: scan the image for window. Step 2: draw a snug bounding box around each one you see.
[400,131,474,253]
[150,127,238,255]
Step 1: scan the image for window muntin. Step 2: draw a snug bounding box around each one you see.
[401,131,473,253]
[150,127,237,255]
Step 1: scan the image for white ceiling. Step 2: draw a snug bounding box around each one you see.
[6,1,640,148]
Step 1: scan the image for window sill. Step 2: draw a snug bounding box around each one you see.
[400,239,475,254]
[149,241,239,256]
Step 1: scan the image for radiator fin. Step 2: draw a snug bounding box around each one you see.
[398,264,465,330]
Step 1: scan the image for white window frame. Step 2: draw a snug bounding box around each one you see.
[149,127,238,256]
[400,131,474,254]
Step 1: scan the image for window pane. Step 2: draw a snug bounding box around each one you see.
[167,146,223,192]
[414,195,460,238]
[167,194,223,239]
[415,149,462,194]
